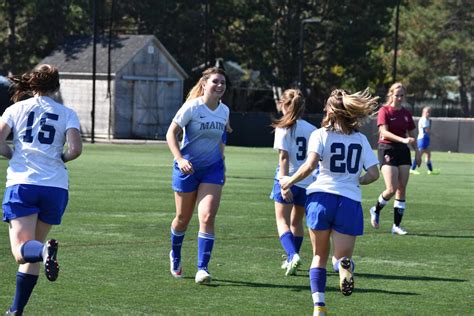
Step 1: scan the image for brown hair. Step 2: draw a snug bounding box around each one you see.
[386,82,405,105]
[9,64,60,102]
[186,67,227,101]
[322,88,379,135]
[271,88,305,129]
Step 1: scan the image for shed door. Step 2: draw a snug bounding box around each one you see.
[132,80,165,138]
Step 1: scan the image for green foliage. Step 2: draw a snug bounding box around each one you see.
[1,0,472,115]
[0,144,473,315]
[386,0,473,115]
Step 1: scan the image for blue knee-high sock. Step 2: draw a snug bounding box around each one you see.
[20,240,44,263]
[279,231,296,261]
[411,158,417,170]
[333,258,356,272]
[427,161,433,171]
[310,268,326,307]
[197,232,215,271]
[170,228,185,269]
[10,272,39,313]
[293,235,304,254]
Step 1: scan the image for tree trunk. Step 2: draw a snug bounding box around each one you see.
[6,0,18,74]
[470,66,474,117]
[457,52,469,117]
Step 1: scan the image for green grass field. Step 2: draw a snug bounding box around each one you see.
[0,144,473,315]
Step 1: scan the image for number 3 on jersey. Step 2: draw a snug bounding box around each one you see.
[23,111,59,144]
[330,142,362,174]
[296,136,307,161]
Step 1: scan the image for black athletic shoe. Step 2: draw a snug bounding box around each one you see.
[44,239,59,282]
[338,257,354,296]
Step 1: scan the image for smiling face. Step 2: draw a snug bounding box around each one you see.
[202,73,226,100]
[390,86,405,107]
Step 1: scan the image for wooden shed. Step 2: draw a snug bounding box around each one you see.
[40,34,188,139]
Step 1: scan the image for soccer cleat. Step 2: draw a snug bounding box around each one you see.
[44,239,59,282]
[5,309,20,316]
[427,169,440,175]
[195,269,212,284]
[369,206,380,229]
[391,224,408,235]
[295,256,302,268]
[169,251,183,278]
[285,253,300,276]
[338,257,354,296]
[410,169,420,175]
[313,306,327,316]
[280,254,289,269]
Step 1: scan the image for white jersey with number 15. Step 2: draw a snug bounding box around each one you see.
[1,96,80,189]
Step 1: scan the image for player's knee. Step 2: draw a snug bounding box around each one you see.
[174,215,191,229]
[310,255,329,268]
[12,252,25,264]
[290,220,304,230]
[199,212,216,226]
[385,188,397,197]
[397,186,407,195]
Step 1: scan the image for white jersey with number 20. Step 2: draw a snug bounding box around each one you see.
[306,128,379,202]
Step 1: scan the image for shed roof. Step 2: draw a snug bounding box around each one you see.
[40,34,187,79]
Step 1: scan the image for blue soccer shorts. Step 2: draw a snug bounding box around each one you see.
[270,180,307,207]
[2,184,69,225]
[305,192,364,236]
[172,159,225,193]
[417,136,430,150]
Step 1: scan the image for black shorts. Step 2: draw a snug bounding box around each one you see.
[378,143,412,167]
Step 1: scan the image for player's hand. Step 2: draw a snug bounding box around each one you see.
[177,158,194,174]
[281,187,293,203]
[405,137,416,145]
[279,176,291,191]
[404,137,416,145]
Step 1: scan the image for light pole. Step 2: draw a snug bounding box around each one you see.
[298,18,321,96]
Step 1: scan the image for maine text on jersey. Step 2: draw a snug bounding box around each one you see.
[200,121,225,131]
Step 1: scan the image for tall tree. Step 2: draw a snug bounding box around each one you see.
[1,0,95,74]
[389,0,473,116]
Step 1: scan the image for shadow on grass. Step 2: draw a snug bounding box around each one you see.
[349,272,466,283]
[409,232,474,239]
[296,270,465,284]
[179,277,307,291]
[336,286,418,295]
[189,278,418,295]
[213,278,310,291]
[226,175,269,180]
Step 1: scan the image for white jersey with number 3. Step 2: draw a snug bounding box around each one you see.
[1,96,80,189]
[306,128,378,202]
[273,119,317,188]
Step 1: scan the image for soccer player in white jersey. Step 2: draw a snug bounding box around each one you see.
[0,64,82,315]
[270,88,317,276]
[166,67,229,284]
[410,106,439,175]
[280,89,379,316]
